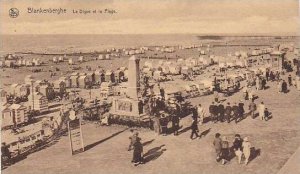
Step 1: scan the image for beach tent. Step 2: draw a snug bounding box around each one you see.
[78,56,84,62]
[144,61,153,68]
[68,58,74,65]
[169,65,181,75]
[58,56,64,62]
[105,70,115,83]
[114,70,124,83]
[78,75,89,88]
[94,70,105,83]
[98,54,104,60]
[70,75,79,88]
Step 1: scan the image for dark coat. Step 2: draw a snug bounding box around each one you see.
[232,138,243,151]
[232,105,239,115]
[225,106,232,115]
[191,120,198,131]
[282,81,288,91]
[218,104,225,114]
[209,105,217,114]
[133,139,143,163]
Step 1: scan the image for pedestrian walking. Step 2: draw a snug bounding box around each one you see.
[232,134,243,164]
[242,137,251,165]
[132,137,144,166]
[258,102,265,120]
[282,80,288,93]
[248,100,257,119]
[209,102,218,123]
[264,108,270,121]
[277,80,282,93]
[242,86,248,100]
[128,131,139,151]
[218,102,225,122]
[255,77,260,90]
[238,102,245,119]
[262,78,266,90]
[221,136,229,165]
[224,103,232,123]
[197,104,205,125]
[213,133,222,162]
[266,70,270,81]
[232,103,240,123]
[171,111,180,136]
[1,142,11,165]
[248,89,254,101]
[190,117,199,139]
[160,113,168,136]
[288,74,292,86]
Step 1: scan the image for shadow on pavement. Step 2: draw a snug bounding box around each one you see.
[143,145,166,163]
[200,128,211,137]
[84,127,129,151]
[249,147,261,163]
[178,126,191,135]
[142,139,155,147]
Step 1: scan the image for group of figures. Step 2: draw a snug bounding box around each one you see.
[213,133,253,165]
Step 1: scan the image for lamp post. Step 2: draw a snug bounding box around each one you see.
[31,80,35,111]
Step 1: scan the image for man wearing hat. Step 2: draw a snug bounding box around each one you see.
[128,130,139,151]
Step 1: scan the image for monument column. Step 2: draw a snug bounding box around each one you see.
[127,55,140,100]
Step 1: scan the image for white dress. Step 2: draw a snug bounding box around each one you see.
[258,104,265,119]
[242,141,251,160]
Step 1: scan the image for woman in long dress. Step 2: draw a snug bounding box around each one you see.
[258,102,265,121]
[242,137,251,165]
[132,137,144,166]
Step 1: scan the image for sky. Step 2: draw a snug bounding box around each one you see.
[0,0,299,35]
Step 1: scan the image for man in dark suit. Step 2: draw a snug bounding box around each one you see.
[224,103,232,123]
[190,116,199,140]
[218,102,225,122]
[209,102,217,123]
[232,103,240,123]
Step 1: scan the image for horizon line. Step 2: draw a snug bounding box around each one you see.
[1,33,300,36]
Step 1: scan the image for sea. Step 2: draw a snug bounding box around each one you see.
[0,34,203,54]
[1,34,296,54]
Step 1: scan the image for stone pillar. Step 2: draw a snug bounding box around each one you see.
[127,55,140,99]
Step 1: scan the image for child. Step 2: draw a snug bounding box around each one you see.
[264,108,269,121]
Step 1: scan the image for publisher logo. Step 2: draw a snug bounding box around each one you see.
[9,8,19,18]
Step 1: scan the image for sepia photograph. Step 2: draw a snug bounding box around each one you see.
[0,0,299,174]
